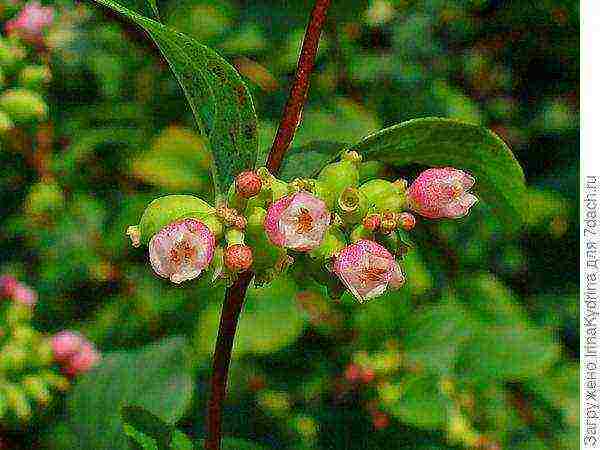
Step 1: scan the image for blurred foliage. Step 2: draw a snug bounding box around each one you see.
[0,0,578,449]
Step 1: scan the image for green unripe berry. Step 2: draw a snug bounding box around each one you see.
[0,38,25,70]
[132,194,216,246]
[245,206,285,271]
[0,89,48,124]
[309,226,347,260]
[18,65,52,91]
[318,160,360,202]
[336,187,369,224]
[0,109,13,134]
[359,179,406,213]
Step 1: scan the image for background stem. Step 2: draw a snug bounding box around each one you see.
[204,2,332,449]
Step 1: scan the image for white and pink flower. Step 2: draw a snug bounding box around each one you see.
[149,218,216,284]
[407,167,478,219]
[5,1,54,42]
[264,191,331,252]
[333,240,405,303]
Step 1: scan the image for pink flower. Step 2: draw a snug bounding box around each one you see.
[64,342,101,377]
[0,275,37,307]
[51,331,83,363]
[333,240,405,303]
[51,330,101,376]
[5,1,54,41]
[264,191,331,252]
[407,167,478,219]
[149,218,216,284]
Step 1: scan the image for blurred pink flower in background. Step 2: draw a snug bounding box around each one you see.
[265,191,331,252]
[407,167,478,219]
[51,330,100,376]
[5,1,54,42]
[333,239,405,303]
[149,218,216,284]
[0,275,38,307]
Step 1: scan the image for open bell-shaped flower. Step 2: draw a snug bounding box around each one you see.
[149,218,216,283]
[333,239,405,303]
[264,191,331,252]
[407,167,478,219]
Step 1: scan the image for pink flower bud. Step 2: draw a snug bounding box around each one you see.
[397,212,416,231]
[64,342,100,377]
[362,214,381,232]
[333,240,405,303]
[264,191,331,252]
[235,171,262,199]
[0,275,18,299]
[5,1,54,42]
[11,283,37,307]
[0,276,37,307]
[407,167,478,219]
[51,331,83,363]
[149,218,216,284]
[224,244,253,272]
[51,331,101,376]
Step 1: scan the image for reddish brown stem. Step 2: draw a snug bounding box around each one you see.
[266,0,332,173]
[204,1,332,449]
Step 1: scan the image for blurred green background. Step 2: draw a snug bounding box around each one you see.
[0,0,578,449]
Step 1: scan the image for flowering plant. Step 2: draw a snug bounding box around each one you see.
[82,0,529,448]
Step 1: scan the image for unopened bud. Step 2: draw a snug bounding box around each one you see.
[397,212,416,230]
[0,89,48,124]
[362,214,381,231]
[224,244,253,272]
[235,171,262,198]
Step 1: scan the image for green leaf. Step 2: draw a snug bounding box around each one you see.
[130,126,213,192]
[198,438,268,450]
[122,406,193,450]
[58,337,194,450]
[278,141,348,181]
[386,375,448,429]
[349,117,526,227]
[147,0,159,19]
[91,0,259,196]
[195,276,306,356]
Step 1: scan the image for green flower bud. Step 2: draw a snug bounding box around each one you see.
[0,38,25,70]
[18,65,52,91]
[129,194,217,246]
[0,89,48,124]
[350,224,373,242]
[3,383,31,420]
[21,376,50,405]
[313,180,336,209]
[0,109,14,134]
[225,228,245,246]
[359,179,406,213]
[247,168,289,210]
[359,160,388,182]
[317,160,360,202]
[24,181,65,217]
[245,206,286,271]
[336,187,369,224]
[309,225,347,260]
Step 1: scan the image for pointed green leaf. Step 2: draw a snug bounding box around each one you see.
[147,0,159,19]
[122,406,194,450]
[349,117,526,228]
[91,0,259,197]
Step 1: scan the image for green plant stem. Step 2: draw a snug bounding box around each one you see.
[204,2,332,447]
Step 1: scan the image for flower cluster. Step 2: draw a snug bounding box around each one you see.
[129,149,477,303]
[0,1,54,136]
[0,275,99,425]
